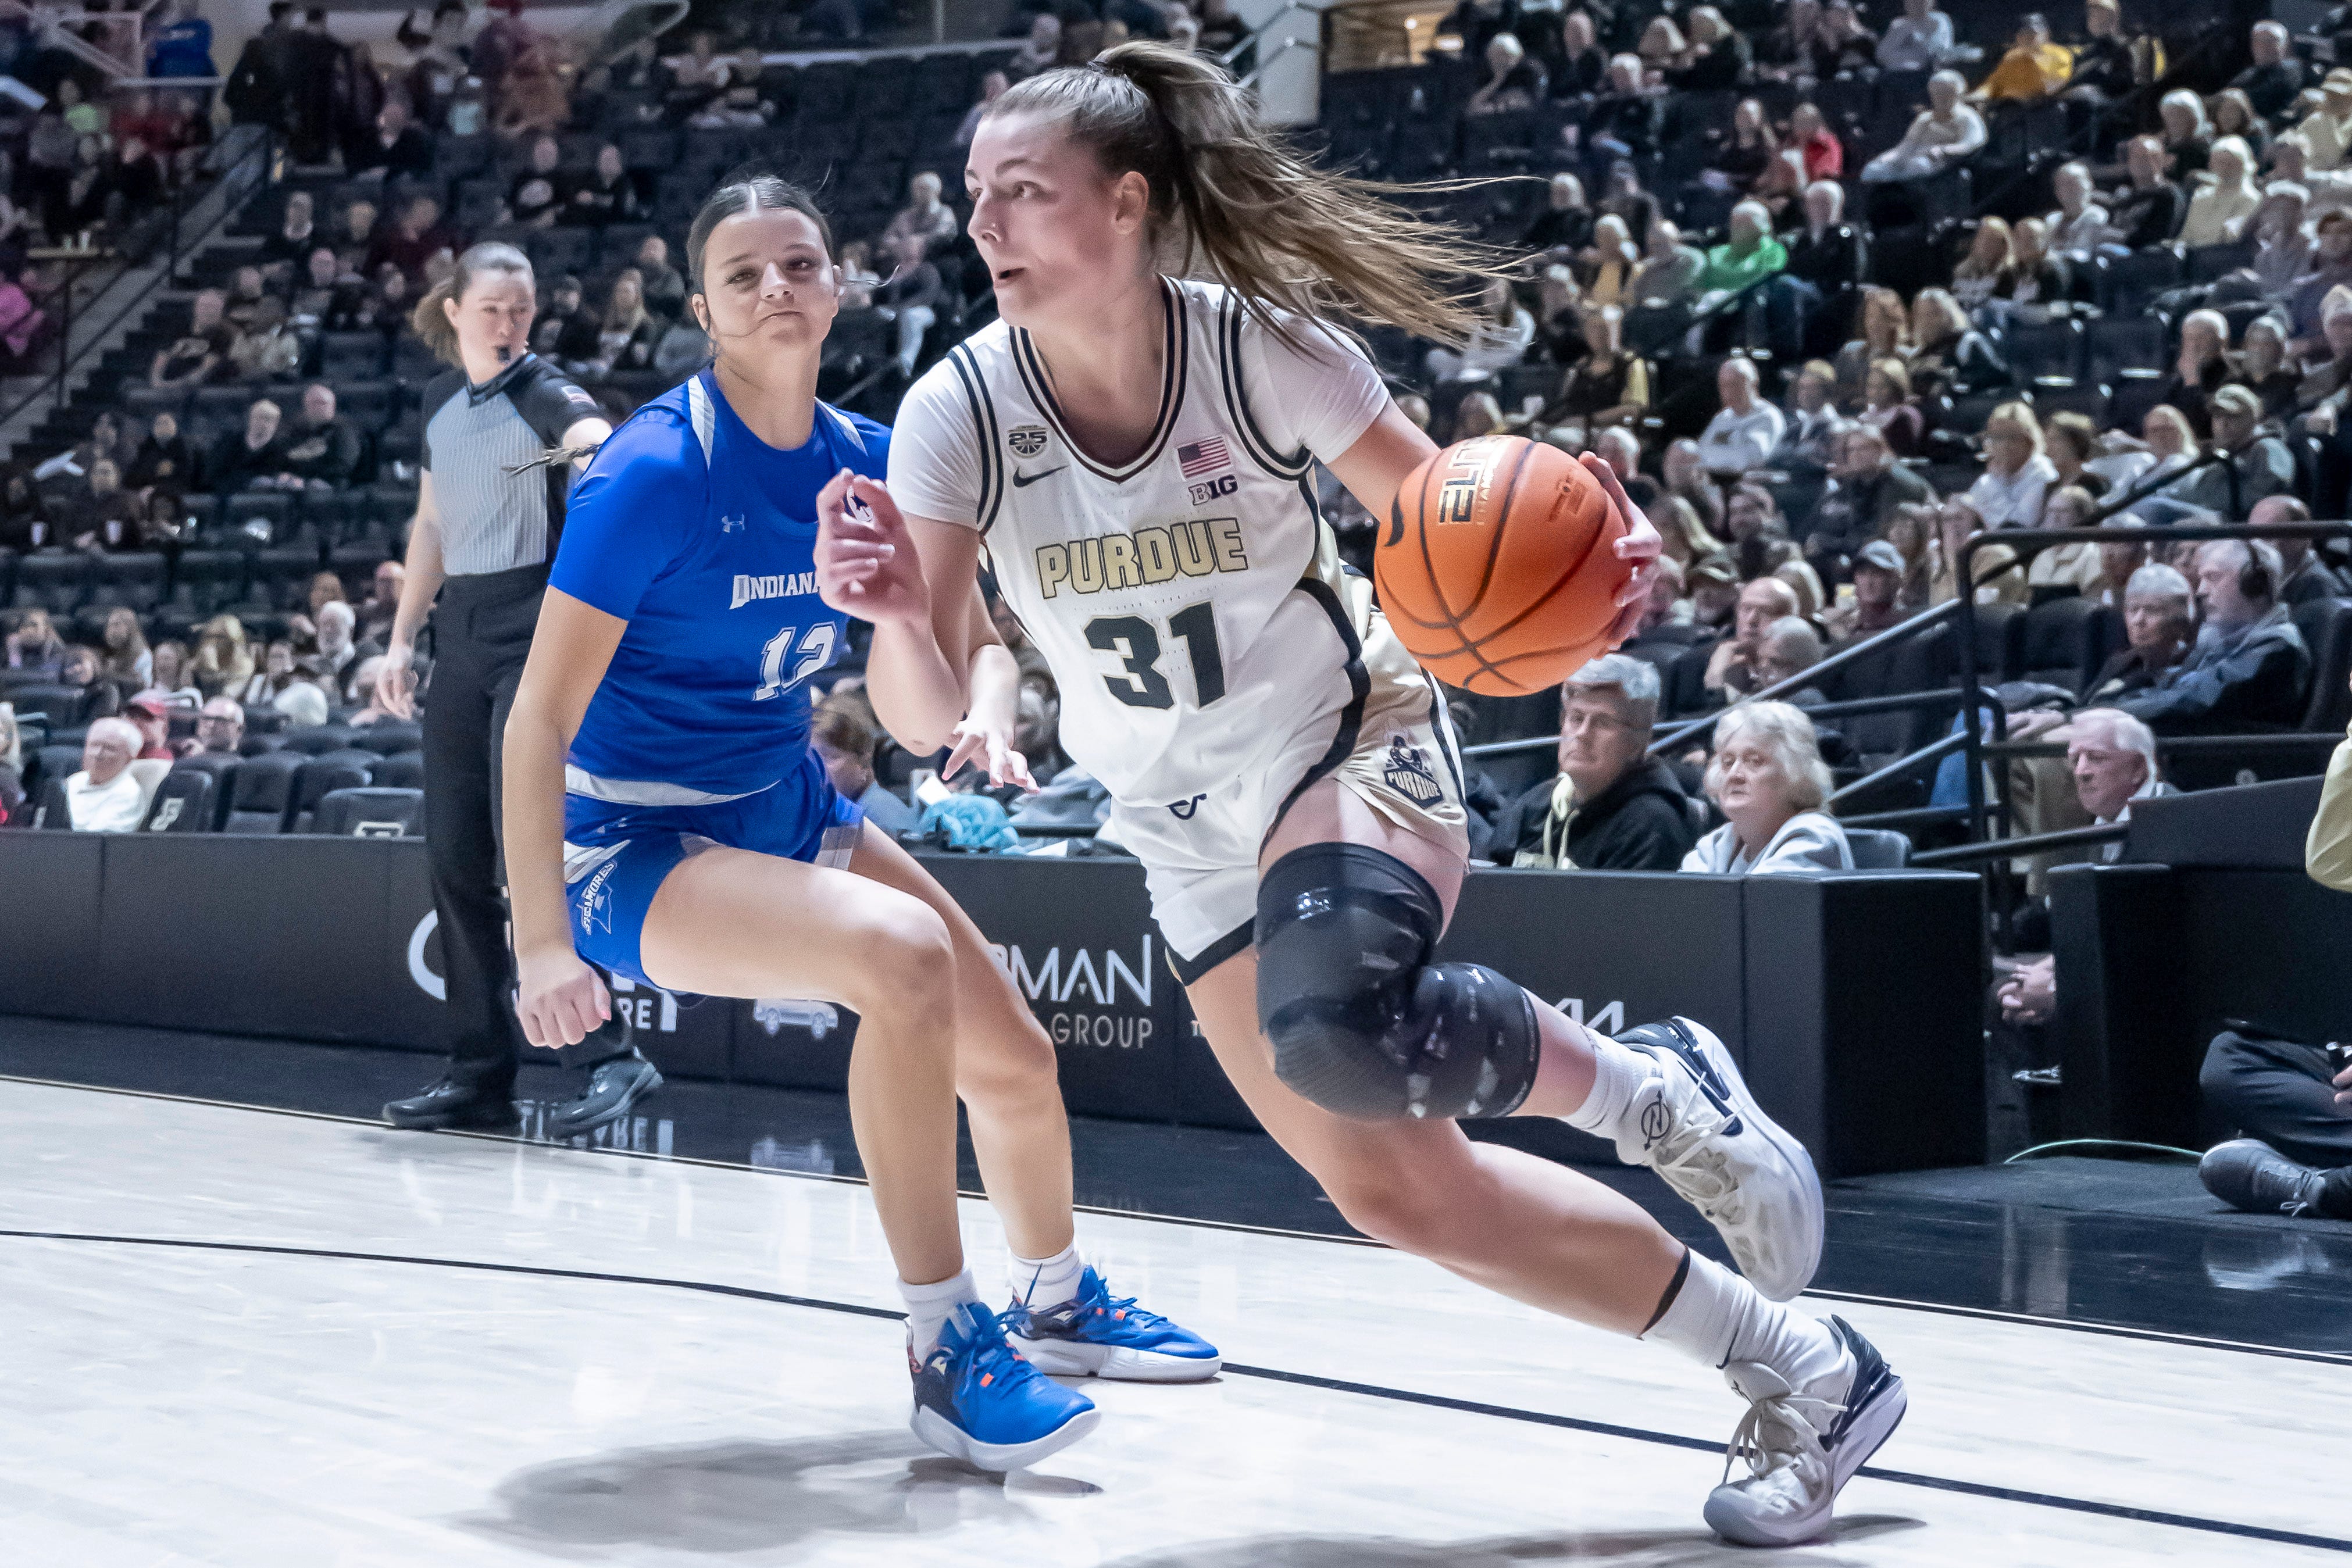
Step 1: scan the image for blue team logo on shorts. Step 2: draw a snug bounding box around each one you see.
[578,859,619,935]
[1382,737,1444,809]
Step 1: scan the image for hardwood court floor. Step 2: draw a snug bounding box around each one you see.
[1,1070,2343,1566]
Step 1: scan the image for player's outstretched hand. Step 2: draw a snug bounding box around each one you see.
[517,945,610,1052]
[816,470,930,624]
[1580,452,1662,652]
[944,714,1038,793]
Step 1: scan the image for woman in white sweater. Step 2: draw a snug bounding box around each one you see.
[1683,702,1855,873]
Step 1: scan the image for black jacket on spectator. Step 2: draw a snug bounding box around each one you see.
[2082,643,2183,706]
[2280,555,2351,606]
[282,415,361,487]
[1587,90,1661,159]
[1522,205,1594,253]
[208,428,290,491]
[1784,222,1865,295]
[2119,606,2311,732]
[1551,46,1608,98]
[561,167,640,224]
[1807,463,1935,562]
[1669,34,1749,93]
[352,124,433,180]
[2070,35,2137,99]
[126,431,198,492]
[1494,760,1699,870]
[2108,180,2183,250]
[2230,59,2305,120]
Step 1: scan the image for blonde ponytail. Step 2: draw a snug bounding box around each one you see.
[409,241,533,367]
[989,42,1500,345]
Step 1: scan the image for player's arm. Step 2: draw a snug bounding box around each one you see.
[948,577,1035,790]
[813,470,979,759]
[376,471,447,720]
[505,588,627,1050]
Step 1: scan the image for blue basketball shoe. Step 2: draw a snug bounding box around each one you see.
[908,1301,1100,1472]
[1002,1266,1223,1382]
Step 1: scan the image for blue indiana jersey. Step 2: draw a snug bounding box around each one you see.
[551,367,890,801]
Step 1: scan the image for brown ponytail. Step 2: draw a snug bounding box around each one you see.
[987,42,1498,345]
[409,241,533,366]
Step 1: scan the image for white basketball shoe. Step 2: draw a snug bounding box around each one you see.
[1613,1018,1825,1301]
[1705,1316,1908,1547]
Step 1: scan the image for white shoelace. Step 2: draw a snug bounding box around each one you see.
[1723,1388,1845,1487]
[1647,1089,1747,1223]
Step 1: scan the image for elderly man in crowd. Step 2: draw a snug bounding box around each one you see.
[190,695,244,758]
[1808,428,1935,583]
[307,598,362,698]
[2120,538,2311,733]
[1493,656,1698,870]
[62,717,149,831]
[1693,355,1785,476]
[1753,616,1830,707]
[2197,701,2352,1219]
[1823,539,1915,644]
[2258,496,2349,603]
[1704,576,1802,698]
[2155,385,2296,522]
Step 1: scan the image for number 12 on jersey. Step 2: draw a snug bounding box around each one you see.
[1085,601,1225,710]
[755,623,837,701]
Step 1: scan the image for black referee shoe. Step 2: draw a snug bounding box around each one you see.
[546,1012,663,1140]
[383,1078,522,1132]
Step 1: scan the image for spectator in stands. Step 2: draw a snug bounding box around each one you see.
[64,458,141,551]
[149,0,216,81]
[1929,494,2024,606]
[366,194,456,285]
[2065,706,2171,834]
[2268,134,2352,220]
[2230,315,2300,416]
[1523,173,1592,255]
[1822,424,1937,577]
[1009,13,1061,80]
[802,697,908,836]
[223,265,274,333]
[122,693,176,760]
[1629,215,1703,309]
[333,198,379,277]
[1976,14,2069,102]
[956,70,1011,147]
[2180,137,2263,248]
[529,273,596,366]
[2212,91,2269,172]
[883,172,961,255]
[208,397,291,492]
[306,599,361,695]
[62,717,145,831]
[876,233,944,380]
[2299,71,2352,174]
[282,383,360,490]
[351,97,433,183]
[329,262,410,337]
[1781,181,1861,337]
[2005,217,2067,308]
[1696,201,1786,309]
[98,607,151,692]
[1426,278,1535,382]
[54,642,117,724]
[2163,384,2296,520]
[2257,497,2346,603]
[2046,162,2110,262]
[2158,89,2212,180]
[561,143,637,226]
[191,615,253,699]
[1877,0,1954,71]
[191,695,243,757]
[260,191,319,289]
[2022,485,2105,598]
[2153,312,2229,443]
[688,47,776,127]
[149,287,230,389]
[1753,616,1829,704]
[0,465,49,552]
[1496,656,1697,870]
[633,235,686,322]
[587,270,659,376]
[1965,402,2057,531]
[2122,538,2311,731]
[1694,356,1784,477]
[2229,20,2303,120]
[2108,134,2184,252]
[141,641,201,710]
[506,134,563,227]
[1758,0,1827,84]
[1468,32,1546,114]
[1821,539,1914,643]
[2043,413,2107,501]
[1683,702,1852,872]
[1647,493,1724,569]
[0,259,43,374]
[1550,9,1605,97]
[1853,359,1923,457]
[0,702,21,825]
[2078,561,2196,703]
[1450,391,1504,441]
[5,608,65,676]
[2089,520,2148,608]
[229,297,302,381]
[1949,216,2015,310]
[1907,286,2004,394]
[1705,576,1801,698]
[1547,303,1646,438]
[1864,70,1983,184]
[357,559,404,647]
[2066,0,2137,102]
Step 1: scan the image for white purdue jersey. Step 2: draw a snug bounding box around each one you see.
[888,278,1414,809]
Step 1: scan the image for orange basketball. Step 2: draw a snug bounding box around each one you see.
[1375,435,1632,697]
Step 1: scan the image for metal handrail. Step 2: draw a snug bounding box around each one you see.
[1458,684,1962,763]
[1222,0,1317,68]
[1239,34,1318,92]
[1646,597,1964,757]
[1825,730,1966,807]
[1912,820,2126,867]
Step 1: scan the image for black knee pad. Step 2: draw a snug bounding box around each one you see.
[1255,842,1539,1121]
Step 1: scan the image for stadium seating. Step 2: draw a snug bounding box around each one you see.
[308,785,425,838]
[139,769,216,833]
[287,751,376,833]
[219,750,305,834]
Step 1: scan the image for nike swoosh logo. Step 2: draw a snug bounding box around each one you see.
[1012,466,1065,488]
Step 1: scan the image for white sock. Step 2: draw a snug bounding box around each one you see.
[898,1267,981,1356]
[1640,1250,1846,1393]
[1008,1242,1085,1310]
[1561,1032,1661,1138]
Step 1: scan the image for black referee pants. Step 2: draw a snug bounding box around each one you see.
[2201,1029,2352,1171]
[423,563,546,1092]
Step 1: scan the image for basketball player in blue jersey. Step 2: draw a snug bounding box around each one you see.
[822,47,1907,1545]
[498,176,1216,1474]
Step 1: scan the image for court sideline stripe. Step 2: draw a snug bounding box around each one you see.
[3,1226,2347,1558]
[5,1069,2350,1370]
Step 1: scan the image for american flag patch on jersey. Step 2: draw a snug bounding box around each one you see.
[1178,437,1230,478]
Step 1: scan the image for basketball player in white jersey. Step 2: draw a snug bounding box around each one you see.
[816,44,1907,1545]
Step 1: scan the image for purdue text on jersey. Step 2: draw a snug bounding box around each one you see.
[1035,517,1250,599]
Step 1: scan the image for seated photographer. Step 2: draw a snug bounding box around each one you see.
[1681,701,1854,873]
[2196,708,2352,1220]
[1491,655,1699,871]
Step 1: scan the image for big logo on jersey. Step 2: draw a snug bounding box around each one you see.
[1035,517,1250,599]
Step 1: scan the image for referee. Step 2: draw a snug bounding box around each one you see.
[377,241,656,1135]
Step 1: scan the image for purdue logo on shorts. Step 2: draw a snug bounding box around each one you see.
[1382,736,1444,808]
[1008,425,1049,458]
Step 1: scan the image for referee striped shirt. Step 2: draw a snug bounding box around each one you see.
[419,353,604,577]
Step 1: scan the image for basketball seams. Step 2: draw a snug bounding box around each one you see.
[1465,438,1534,633]
[1457,488,1624,658]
